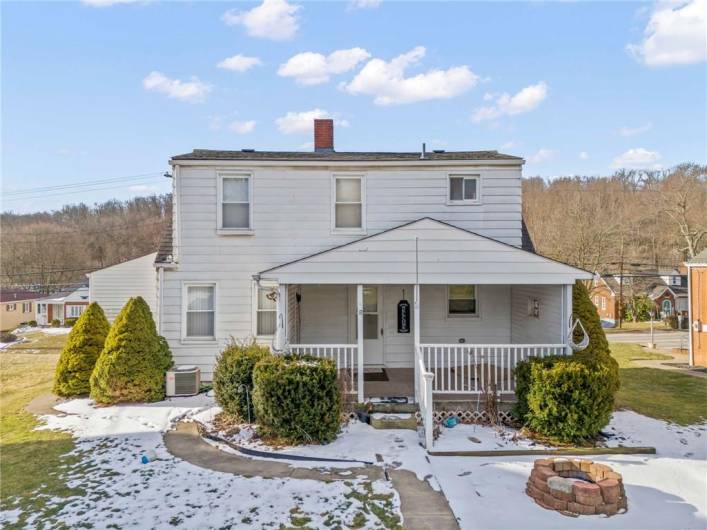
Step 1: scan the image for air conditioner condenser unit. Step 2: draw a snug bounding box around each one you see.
[166,365,201,397]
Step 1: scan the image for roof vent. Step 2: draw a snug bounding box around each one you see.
[241,149,255,153]
[433,149,445,153]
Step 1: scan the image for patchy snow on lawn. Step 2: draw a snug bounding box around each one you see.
[434,422,551,452]
[432,411,707,530]
[14,325,72,335]
[4,395,401,529]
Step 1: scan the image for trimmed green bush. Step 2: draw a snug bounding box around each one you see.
[64,317,78,328]
[90,297,173,404]
[213,340,271,421]
[526,357,614,443]
[513,281,618,441]
[54,303,110,397]
[27,320,37,327]
[51,319,61,327]
[253,354,341,444]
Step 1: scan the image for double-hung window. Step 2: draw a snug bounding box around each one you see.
[256,286,277,337]
[447,285,478,317]
[67,305,84,318]
[22,302,32,313]
[333,175,365,232]
[448,174,480,204]
[218,173,252,232]
[184,284,216,340]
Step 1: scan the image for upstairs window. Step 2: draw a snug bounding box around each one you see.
[447,285,478,317]
[219,173,252,231]
[448,174,480,204]
[333,175,365,232]
[185,284,215,339]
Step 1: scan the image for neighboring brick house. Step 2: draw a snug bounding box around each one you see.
[687,249,707,367]
[0,290,43,331]
[36,285,89,326]
[590,275,620,326]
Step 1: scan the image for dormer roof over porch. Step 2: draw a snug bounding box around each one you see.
[258,218,591,285]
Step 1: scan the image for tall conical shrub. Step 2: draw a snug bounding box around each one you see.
[53,302,110,397]
[90,297,173,404]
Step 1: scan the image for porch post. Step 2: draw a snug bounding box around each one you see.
[356,284,364,402]
[413,283,420,402]
[275,284,288,351]
[563,283,573,355]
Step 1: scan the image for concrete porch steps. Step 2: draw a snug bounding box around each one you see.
[369,412,418,430]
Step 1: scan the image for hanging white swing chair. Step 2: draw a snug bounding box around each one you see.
[569,318,590,352]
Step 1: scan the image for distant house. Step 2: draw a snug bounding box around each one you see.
[87,253,158,322]
[36,285,89,326]
[687,249,707,367]
[649,284,688,319]
[590,275,620,327]
[0,290,43,331]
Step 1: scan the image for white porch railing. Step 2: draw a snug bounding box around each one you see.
[419,343,567,395]
[288,344,358,395]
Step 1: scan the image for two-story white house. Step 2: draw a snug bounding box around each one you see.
[143,119,591,426]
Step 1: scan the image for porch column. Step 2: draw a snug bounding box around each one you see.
[563,283,573,355]
[275,284,288,351]
[356,284,364,402]
[413,283,420,402]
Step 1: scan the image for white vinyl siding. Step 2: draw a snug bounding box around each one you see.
[217,173,253,233]
[184,284,216,340]
[448,174,480,204]
[332,174,365,233]
[510,284,564,344]
[88,253,158,323]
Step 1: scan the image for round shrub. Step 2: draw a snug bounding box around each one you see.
[0,331,18,343]
[28,320,37,327]
[64,317,78,328]
[90,297,173,404]
[213,340,271,421]
[51,319,61,327]
[526,357,614,443]
[54,302,110,397]
[253,354,342,444]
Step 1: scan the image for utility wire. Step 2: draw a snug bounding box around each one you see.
[2,172,165,196]
[2,178,168,202]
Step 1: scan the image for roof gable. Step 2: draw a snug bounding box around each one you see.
[260,218,591,285]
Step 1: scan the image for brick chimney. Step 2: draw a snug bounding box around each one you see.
[314,119,334,152]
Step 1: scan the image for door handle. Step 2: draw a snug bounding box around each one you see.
[380,328,384,336]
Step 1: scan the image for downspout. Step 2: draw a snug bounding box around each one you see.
[158,266,164,335]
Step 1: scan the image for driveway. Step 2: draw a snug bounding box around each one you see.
[607,330,689,351]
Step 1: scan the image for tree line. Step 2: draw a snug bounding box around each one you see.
[1,195,170,293]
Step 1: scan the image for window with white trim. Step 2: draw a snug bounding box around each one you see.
[256,286,277,336]
[22,302,32,313]
[448,174,480,204]
[333,175,364,231]
[6,303,16,312]
[185,284,215,339]
[67,305,84,318]
[601,297,607,310]
[219,173,251,230]
[447,285,478,316]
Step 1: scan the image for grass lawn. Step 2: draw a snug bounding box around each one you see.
[0,331,81,526]
[611,342,707,425]
[605,321,673,333]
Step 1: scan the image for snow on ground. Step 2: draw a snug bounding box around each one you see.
[2,395,400,530]
[14,325,72,335]
[431,411,707,530]
[433,422,551,452]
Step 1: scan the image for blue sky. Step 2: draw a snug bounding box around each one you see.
[2,0,705,213]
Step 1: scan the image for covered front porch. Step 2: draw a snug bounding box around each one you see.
[258,218,591,448]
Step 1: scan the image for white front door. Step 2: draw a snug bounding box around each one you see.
[363,286,384,366]
[37,303,47,325]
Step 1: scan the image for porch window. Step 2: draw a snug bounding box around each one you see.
[256,287,276,336]
[22,302,32,313]
[185,284,215,339]
[67,305,85,318]
[448,174,480,204]
[447,285,478,316]
[333,175,365,232]
[218,173,252,231]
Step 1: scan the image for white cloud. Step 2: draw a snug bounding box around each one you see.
[278,48,370,85]
[472,82,548,122]
[142,71,210,103]
[579,151,590,160]
[617,122,653,137]
[275,109,348,134]
[342,46,478,105]
[348,0,381,9]
[627,0,706,66]
[82,0,143,6]
[222,0,300,41]
[217,54,262,72]
[527,148,556,164]
[228,120,257,134]
[611,147,662,168]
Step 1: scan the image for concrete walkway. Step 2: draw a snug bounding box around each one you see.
[164,421,460,530]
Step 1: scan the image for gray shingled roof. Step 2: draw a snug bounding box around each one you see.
[171,149,523,162]
[155,215,173,264]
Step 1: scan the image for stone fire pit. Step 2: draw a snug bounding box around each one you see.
[526,458,627,516]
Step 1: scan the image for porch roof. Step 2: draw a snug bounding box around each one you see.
[259,218,592,285]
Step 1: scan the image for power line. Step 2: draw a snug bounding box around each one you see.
[2,172,165,196]
[2,177,168,202]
